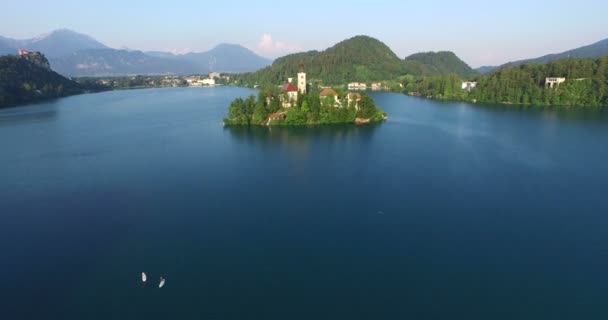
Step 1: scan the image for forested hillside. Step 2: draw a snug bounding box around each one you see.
[402,57,608,109]
[0,54,87,108]
[236,36,476,85]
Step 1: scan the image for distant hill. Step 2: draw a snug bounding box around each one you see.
[180,44,272,73]
[146,44,272,74]
[477,37,608,74]
[474,66,497,74]
[0,29,108,58]
[50,43,271,77]
[49,49,200,77]
[243,35,406,85]
[404,51,477,79]
[0,53,86,108]
[239,35,475,85]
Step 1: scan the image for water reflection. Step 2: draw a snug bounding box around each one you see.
[0,100,60,125]
[469,101,608,123]
[225,123,382,146]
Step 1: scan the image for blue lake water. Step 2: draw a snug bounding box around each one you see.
[1,86,608,319]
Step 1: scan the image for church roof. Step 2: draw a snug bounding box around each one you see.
[283,82,298,92]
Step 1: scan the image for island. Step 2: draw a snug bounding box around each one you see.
[223,68,387,126]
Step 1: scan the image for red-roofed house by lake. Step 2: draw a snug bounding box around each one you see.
[320,88,340,107]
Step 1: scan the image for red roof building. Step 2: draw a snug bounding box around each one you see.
[283,82,298,93]
[17,49,39,56]
[268,112,286,120]
[319,88,338,97]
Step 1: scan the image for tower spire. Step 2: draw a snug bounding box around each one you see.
[297,63,306,94]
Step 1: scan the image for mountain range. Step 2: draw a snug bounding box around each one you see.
[477,37,608,73]
[0,29,107,58]
[0,29,272,76]
[240,35,477,85]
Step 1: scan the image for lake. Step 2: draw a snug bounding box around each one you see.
[1,86,607,319]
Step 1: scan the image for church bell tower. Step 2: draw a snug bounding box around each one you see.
[297,63,306,94]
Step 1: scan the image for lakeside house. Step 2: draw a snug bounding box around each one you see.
[320,88,341,107]
[348,82,367,90]
[545,77,566,88]
[371,82,390,91]
[268,112,286,121]
[461,81,477,92]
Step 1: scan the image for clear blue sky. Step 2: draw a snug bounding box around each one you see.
[1,0,607,67]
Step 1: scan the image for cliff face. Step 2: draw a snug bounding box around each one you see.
[0,54,84,108]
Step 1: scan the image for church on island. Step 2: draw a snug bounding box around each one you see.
[280,68,307,108]
[276,67,361,111]
[220,65,387,127]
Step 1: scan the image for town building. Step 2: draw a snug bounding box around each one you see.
[348,82,367,90]
[545,77,566,88]
[209,72,221,79]
[201,78,216,86]
[184,76,216,86]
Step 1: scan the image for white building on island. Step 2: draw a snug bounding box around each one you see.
[281,82,299,108]
[297,71,306,94]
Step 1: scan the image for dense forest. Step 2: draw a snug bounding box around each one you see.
[401,57,608,109]
[404,51,477,78]
[0,53,97,108]
[224,88,386,126]
[234,36,476,86]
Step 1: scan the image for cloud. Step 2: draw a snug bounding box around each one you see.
[257,33,300,56]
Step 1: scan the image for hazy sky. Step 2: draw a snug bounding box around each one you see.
[1,0,607,67]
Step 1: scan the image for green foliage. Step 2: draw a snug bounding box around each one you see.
[402,74,468,101]
[404,51,477,79]
[357,94,379,119]
[402,56,608,109]
[470,57,608,108]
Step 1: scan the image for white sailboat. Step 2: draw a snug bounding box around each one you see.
[141,272,147,283]
[159,276,165,288]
